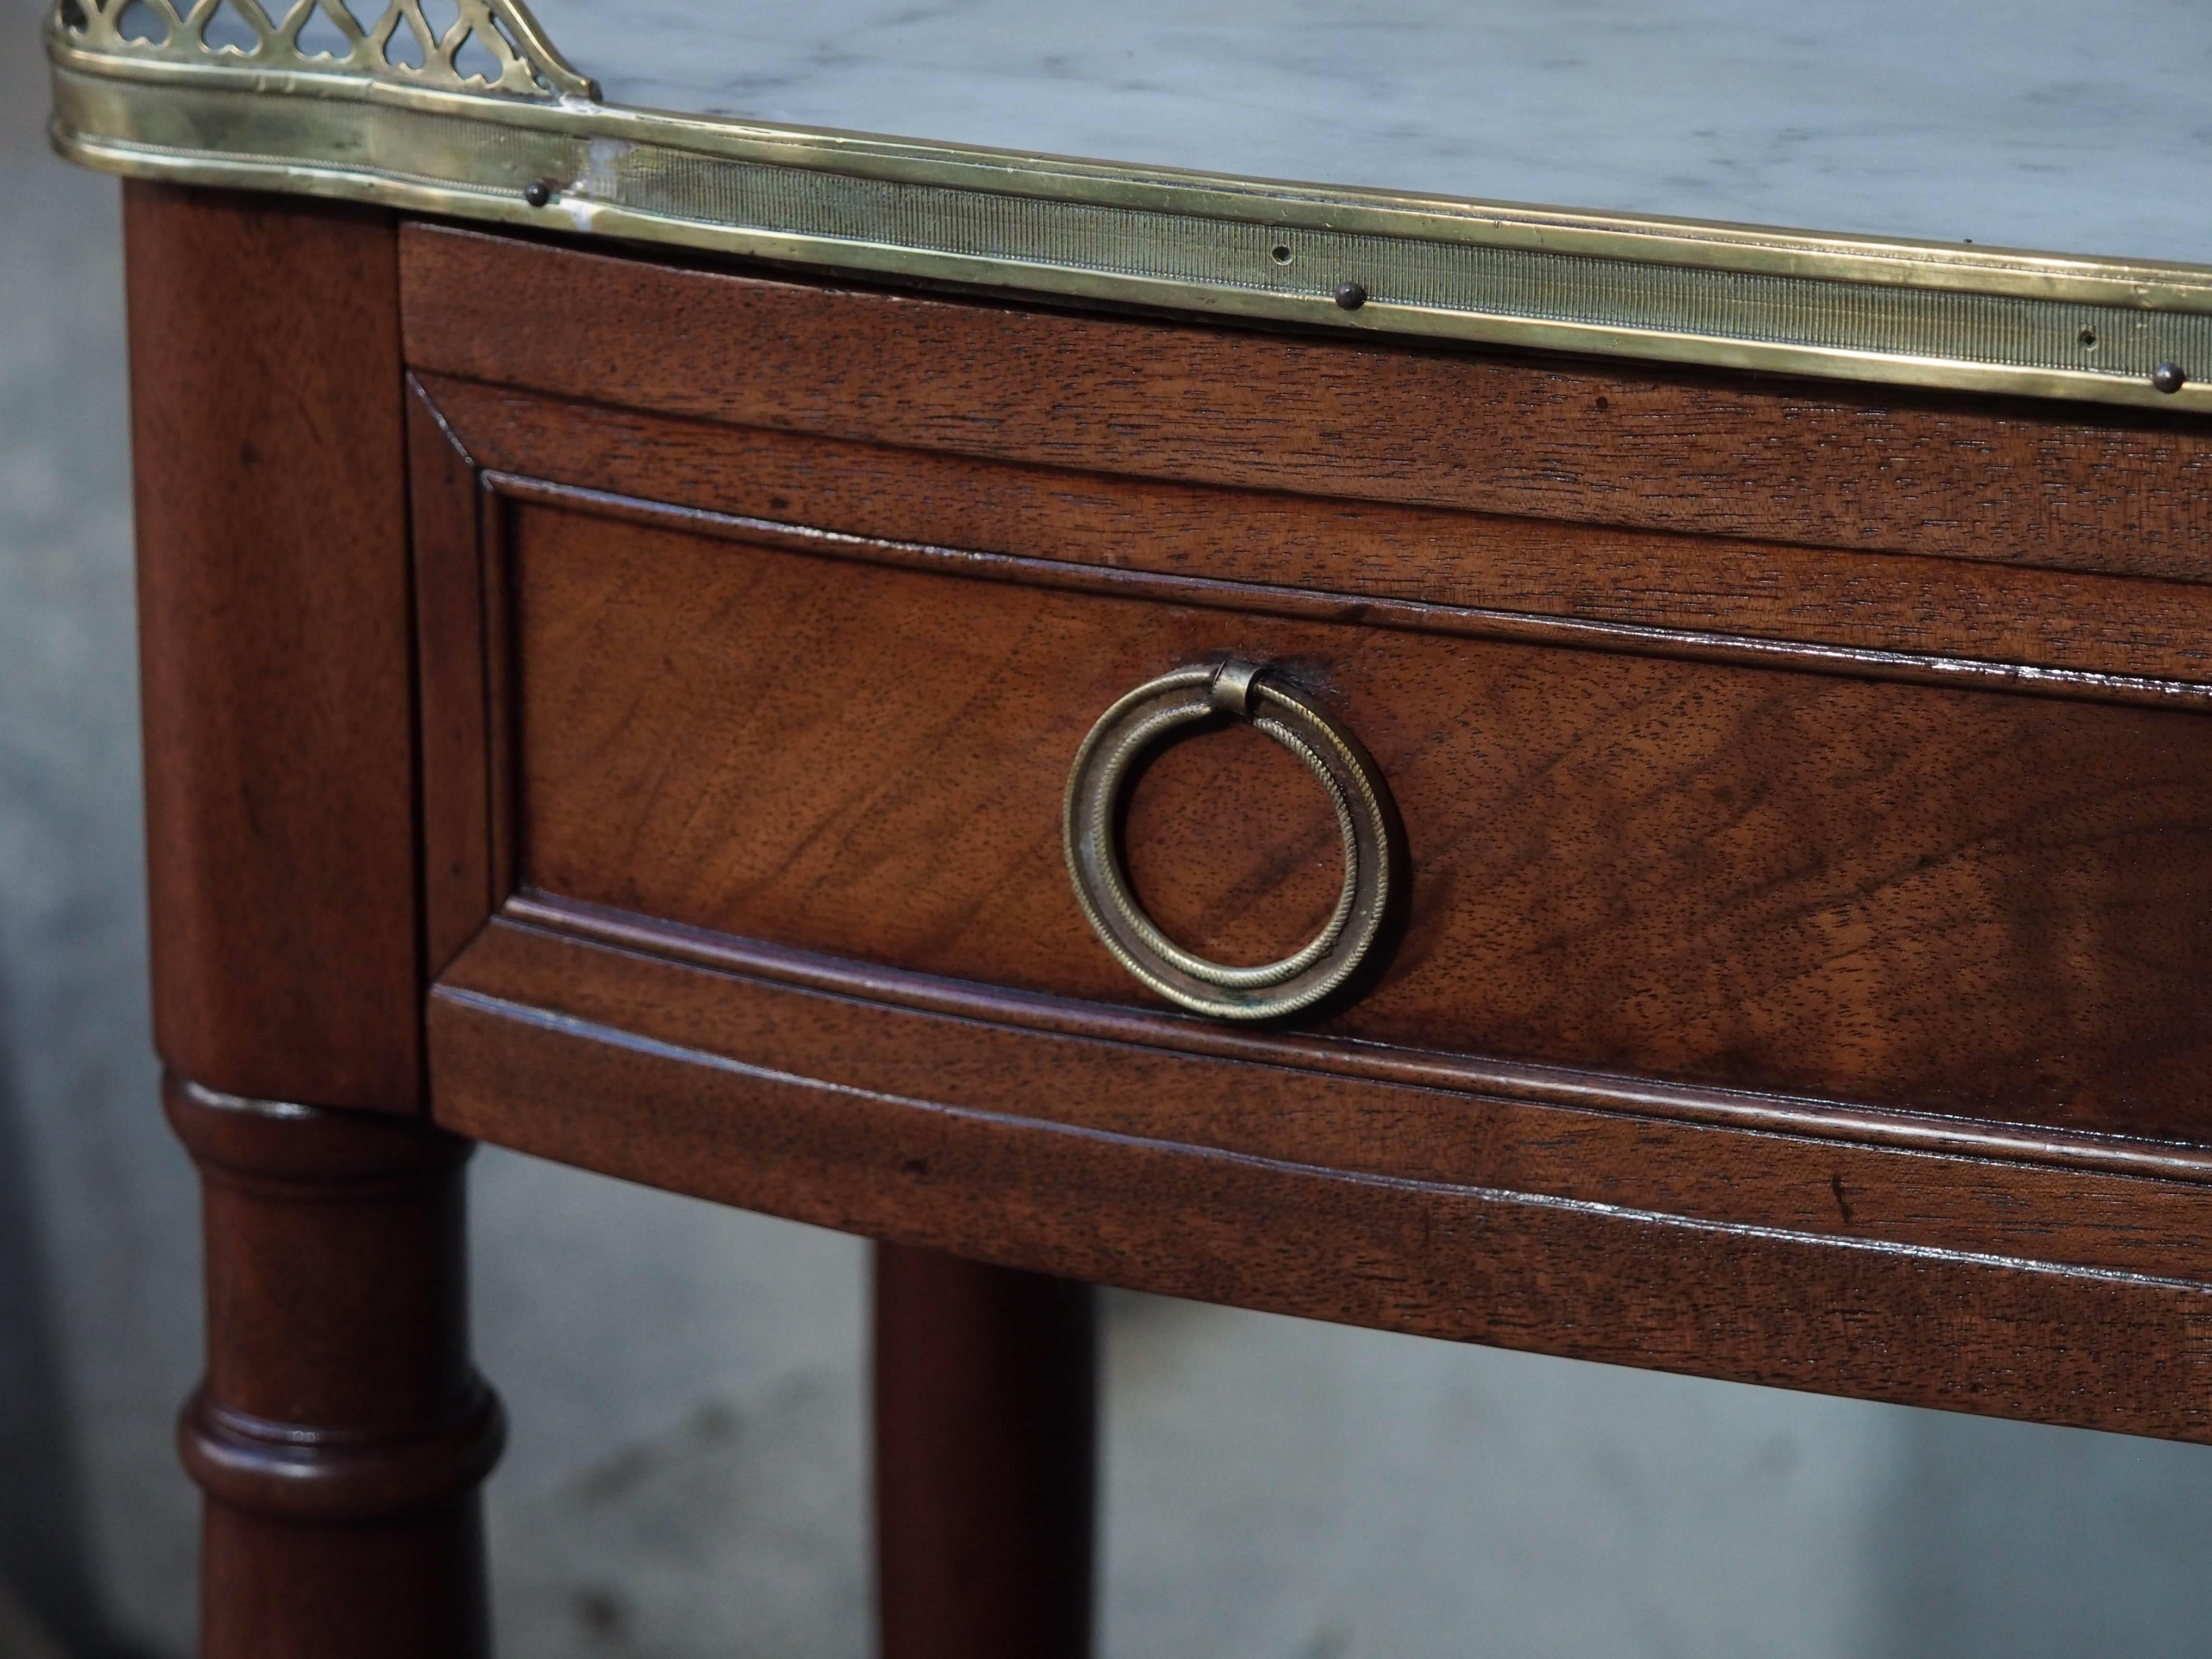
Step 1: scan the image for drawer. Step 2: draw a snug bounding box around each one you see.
[405,228,2212,1442]
[484,493,2212,1138]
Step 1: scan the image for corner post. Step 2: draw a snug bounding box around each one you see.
[123,181,494,1654]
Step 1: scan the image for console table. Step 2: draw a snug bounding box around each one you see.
[46,2,2212,1653]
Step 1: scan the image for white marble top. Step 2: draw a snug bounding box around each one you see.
[525,0,2212,267]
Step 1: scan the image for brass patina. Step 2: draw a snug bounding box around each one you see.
[1063,661,1397,1023]
[46,0,2212,410]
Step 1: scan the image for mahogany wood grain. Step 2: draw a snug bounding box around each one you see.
[409,377,493,978]
[126,183,421,1112]
[419,374,2212,691]
[168,1077,500,1659]
[399,224,2212,583]
[507,890,2212,1190]
[488,496,2212,1137]
[449,909,2212,1282]
[875,1246,1094,1659]
[429,914,2212,1444]
[488,473,2212,710]
[146,186,2212,1656]
[126,187,496,1658]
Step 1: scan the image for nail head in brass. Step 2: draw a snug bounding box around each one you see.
[1062,660,1395,1022]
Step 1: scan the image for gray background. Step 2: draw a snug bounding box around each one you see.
[12,4,2212,1654]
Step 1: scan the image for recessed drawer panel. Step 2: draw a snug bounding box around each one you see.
[503,496,2212,1138]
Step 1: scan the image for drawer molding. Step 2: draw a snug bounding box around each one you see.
[489,472,2212,713]
[433,904,2212,1444]
[505,891,2212,1191]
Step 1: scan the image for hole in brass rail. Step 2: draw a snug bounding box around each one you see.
[385,18,425,67]
[201,0,259,52]
[454,28,504,81]
[295,4,351,58]
[1118,717,1347,970]
[115,0,166,43]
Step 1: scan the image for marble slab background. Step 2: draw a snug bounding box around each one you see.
[15,3,2212,1656]
[532,0,2212,265]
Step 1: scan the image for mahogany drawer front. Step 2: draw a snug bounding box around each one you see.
[492,491,2212,1139]
[423,482,2212,1440]
[385,227,2212,1145]
[404,224,2212,1442]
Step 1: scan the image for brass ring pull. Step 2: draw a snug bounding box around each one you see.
[1062,659,1396,1022]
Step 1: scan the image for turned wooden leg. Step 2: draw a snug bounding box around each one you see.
[124,180,465,1651]
[166,1077,501,1659]
[873,1243,1096,1659]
